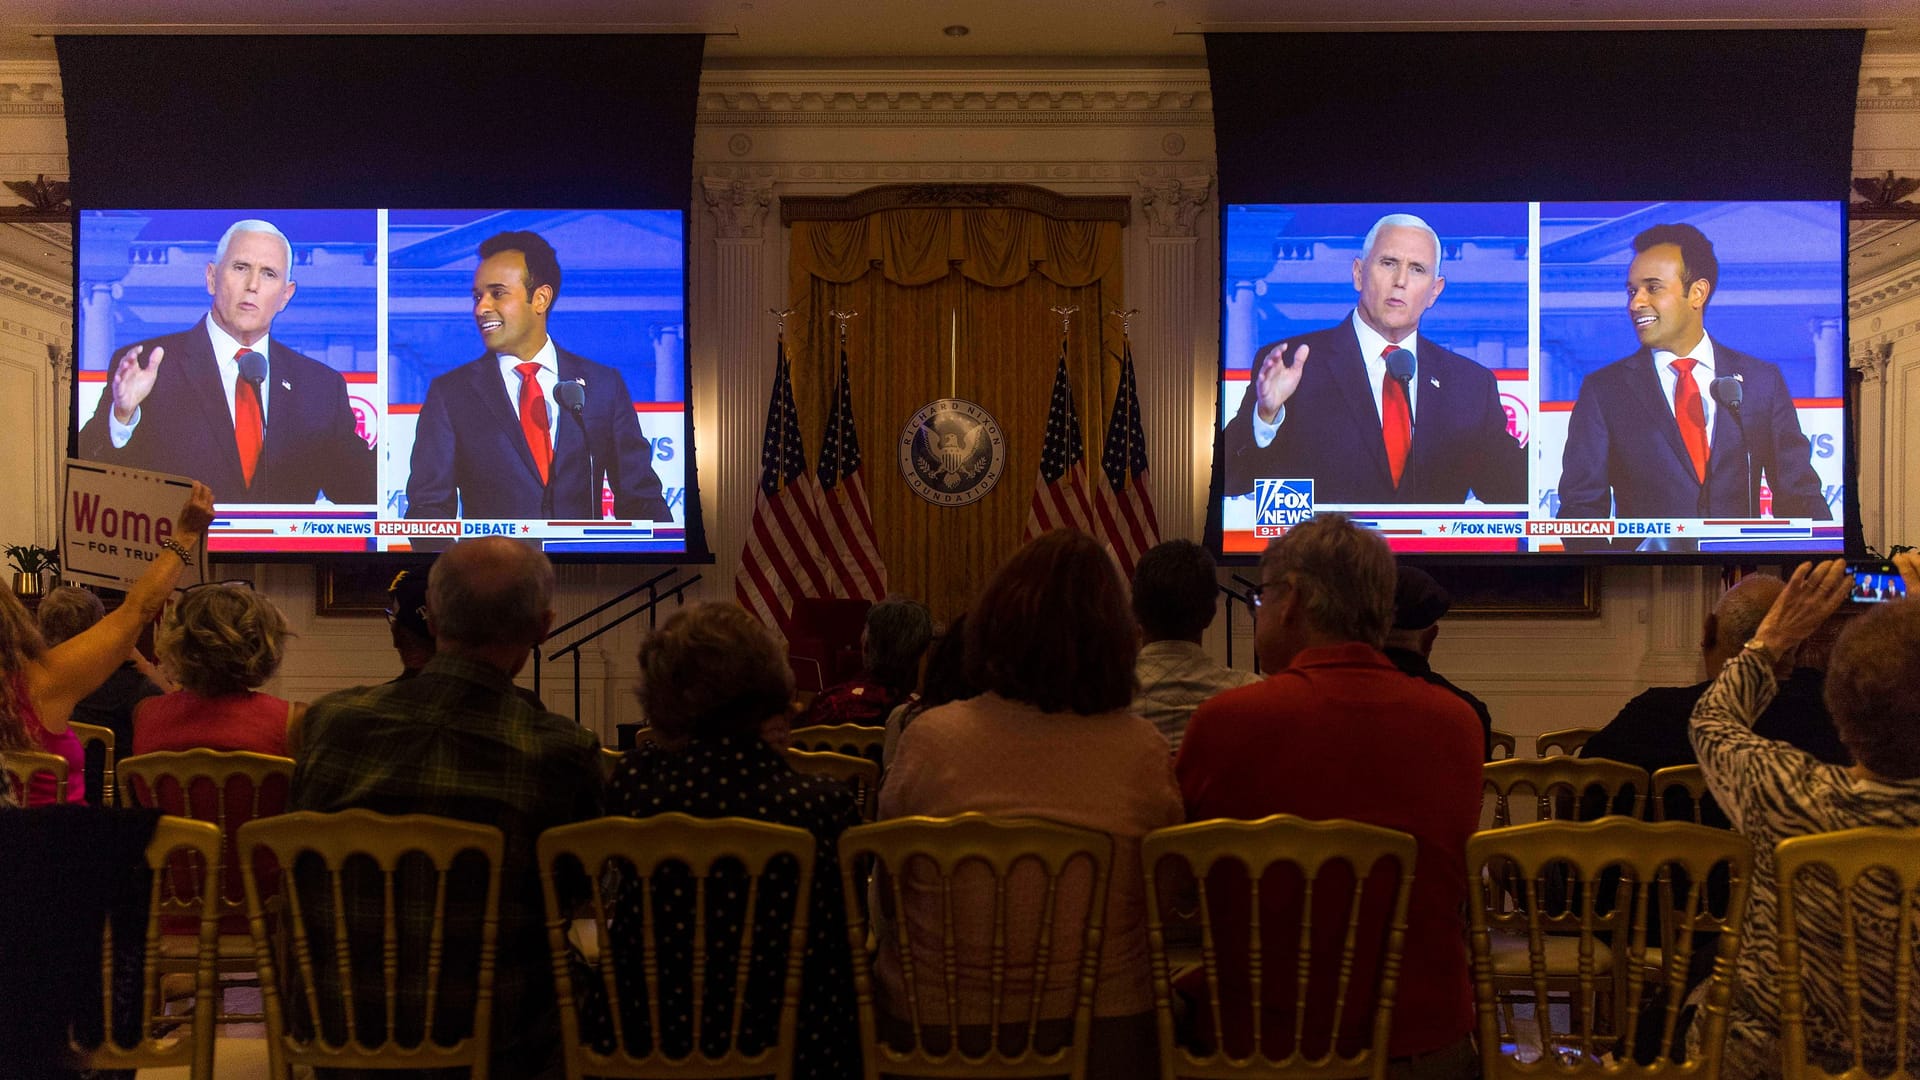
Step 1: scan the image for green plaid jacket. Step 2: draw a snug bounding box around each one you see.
[289,653,604,1075]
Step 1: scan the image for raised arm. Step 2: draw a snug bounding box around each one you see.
[28,482,214,727]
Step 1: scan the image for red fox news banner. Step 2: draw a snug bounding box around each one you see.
[62,460,206,590]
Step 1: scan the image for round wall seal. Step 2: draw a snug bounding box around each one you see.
[898,397,1006,507]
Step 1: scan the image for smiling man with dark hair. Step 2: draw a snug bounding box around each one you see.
[1558,221,1829,526]
[405,230,670,522]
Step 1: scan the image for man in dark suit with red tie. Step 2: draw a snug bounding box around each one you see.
[1557,223,1829,525]
[1222,213,1525,505]
[404,231,669,522]
[77,219,374,504]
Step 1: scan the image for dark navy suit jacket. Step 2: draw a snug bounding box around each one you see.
[1557,342,1830,520]
[1222,318,1525,504]
[77,316,374,504]
[405,347,670,521]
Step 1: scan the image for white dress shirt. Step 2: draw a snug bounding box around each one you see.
[109,316,271,448]
[1249,310,1421,448]
[496,336,561,450]
[1652,334,1718,440]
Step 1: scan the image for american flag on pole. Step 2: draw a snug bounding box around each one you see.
[735,335,834,630]
[809,342,888,600]
[1092,337,1161,576]
[1022,345,1098,542]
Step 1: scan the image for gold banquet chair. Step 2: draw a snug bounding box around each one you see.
[1490,729,1519,762]
[1651,765,1716,825]
[539,814,819,1079]
[67,720,118,806]
[840,813,1114,1080]
[600,745,625,780]
[119,749,295,1026]
[1482,757,1650,831]
[1477,760,1653,1040]
[1,747,70,803]
[73,816,223,1080]
[1467,819,1753,1077]
[787,723,885,769]
[1775,827,1920,1080]
[1535,726,1604,758]
[238,810,506,1079]
[1141,815,1419,1080]
[785,747,882,822]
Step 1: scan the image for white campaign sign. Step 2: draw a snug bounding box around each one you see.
[62,460,206,590]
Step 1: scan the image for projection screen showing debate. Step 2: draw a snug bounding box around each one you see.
[1217,201,1846,557]
[75,208,689,556]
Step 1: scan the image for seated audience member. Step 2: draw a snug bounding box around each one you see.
[133,582,303,757]
[881,613,978,769]
[37,585,164,787]
[1178,515,1482,1079]
[292,535,604,1080]
[0,484,213,806]
[605,601,860,1079]
[385,567,436,679]
[1585,572,1850,826]
[880,529,1182,1080]
[1689,554,1920,1078]
[1382,565,1495,760]
[1129,539,1260,753]
[797,596,933,727]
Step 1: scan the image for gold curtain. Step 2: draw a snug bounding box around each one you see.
[787,207,1126,623]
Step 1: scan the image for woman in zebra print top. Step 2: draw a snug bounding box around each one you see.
[1688,555,1920,1078]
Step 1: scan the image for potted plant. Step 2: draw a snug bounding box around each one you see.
[5,544,60,599]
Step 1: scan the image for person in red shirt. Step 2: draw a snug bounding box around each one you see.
[1176,514,1483,1079]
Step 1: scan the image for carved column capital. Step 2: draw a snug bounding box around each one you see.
[1853,339,1894,384]
[701,176,774,239]
[1137,176,1213,238]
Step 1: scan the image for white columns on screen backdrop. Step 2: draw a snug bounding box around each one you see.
[1810,317,1844,398]
[1135,175,1214,537]
[651,324,684,402]
[701,175,777,594]
[80,283,115,378]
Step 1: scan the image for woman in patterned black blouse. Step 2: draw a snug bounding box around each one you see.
[600,602,862,1079]
[1689,554,1920,1078]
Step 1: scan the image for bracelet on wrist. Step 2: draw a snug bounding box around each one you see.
[158,538,195,567]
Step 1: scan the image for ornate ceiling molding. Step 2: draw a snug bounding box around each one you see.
[0,270,72,316]
[780,181,1130,225]
[705,161,1212,186]
[699,68,1211,127]
[1850,264,1920,317]
[0,61,62,118]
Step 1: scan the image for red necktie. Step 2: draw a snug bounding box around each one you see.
[233,351,263,488]
[515,361,552,485]
[1670,357,1709,484]
[1381,346,1411,488]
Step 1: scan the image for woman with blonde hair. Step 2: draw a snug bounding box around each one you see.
[0,483,214,806]
[132,581,303,756]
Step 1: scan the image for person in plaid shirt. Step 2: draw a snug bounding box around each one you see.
[293,537,604,1078]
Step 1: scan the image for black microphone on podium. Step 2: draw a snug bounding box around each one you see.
[236,349,268,408]
[1710,375,1753,517]
[1384,346,1416,424]
[552,379,595,517]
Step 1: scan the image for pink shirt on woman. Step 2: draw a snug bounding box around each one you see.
[876,692,1184,1020]
[133,690,290,756]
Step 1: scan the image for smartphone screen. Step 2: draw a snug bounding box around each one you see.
[1849,563,1908,604]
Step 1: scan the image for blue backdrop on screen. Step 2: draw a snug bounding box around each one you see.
[1538,201,1845,403]
[78,209,377,376]
[386,209,687,407]
[1223,202,1529,374]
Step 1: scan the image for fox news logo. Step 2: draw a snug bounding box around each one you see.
[1254,478,1314,536]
